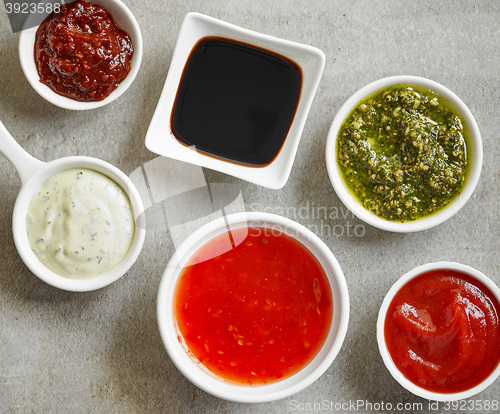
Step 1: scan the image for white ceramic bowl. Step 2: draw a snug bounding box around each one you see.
[146,12,325,189]
[377,262,500,401]
[18,0,143,110]
[0,121,146,291]
[157,212,349,402]
[325,75,483,232]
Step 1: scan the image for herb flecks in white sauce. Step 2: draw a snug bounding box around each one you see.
[26,169,134,279]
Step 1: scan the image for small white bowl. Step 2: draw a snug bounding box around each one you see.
[145,12,325,189]
[326,75,483,232]
[157,212,349,402]
[0,121,146,291]
[18,0,143,110]
[377,262,500,401]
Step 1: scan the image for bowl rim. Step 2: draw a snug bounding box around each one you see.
[156,211,349,402]
[18,0,143,111]
[145,12,325,189]
[12,156,146,292]
[325,75,483,233]
[376,261,500,401]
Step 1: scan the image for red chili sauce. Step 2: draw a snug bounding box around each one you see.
[34,0,133,101]
[174,227,333,385]
[385,269,500,393]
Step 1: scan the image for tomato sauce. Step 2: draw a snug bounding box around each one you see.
[385,269,500,393]
[34,0,133,102]
[174,227,333,384]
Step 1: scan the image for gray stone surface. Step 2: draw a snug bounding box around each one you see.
[0,0,499,413]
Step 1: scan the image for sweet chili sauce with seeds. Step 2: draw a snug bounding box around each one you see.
[174,227,333,384]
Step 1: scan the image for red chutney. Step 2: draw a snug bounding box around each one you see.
[385,269,500,393]
[34,0,133,101]
[174,227,333,385]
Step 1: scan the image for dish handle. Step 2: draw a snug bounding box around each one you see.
[0,121,45,185]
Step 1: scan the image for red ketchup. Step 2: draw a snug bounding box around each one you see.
[385,269,500,393]
[34,0,133,102]
[174,227,333,385]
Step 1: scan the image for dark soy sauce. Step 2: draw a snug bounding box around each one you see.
[171,37,302,167]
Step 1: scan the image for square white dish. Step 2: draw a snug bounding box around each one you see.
[145,12,325,189]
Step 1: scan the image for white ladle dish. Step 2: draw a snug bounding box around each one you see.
[0,121,146,291]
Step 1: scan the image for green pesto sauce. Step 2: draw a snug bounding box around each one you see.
[336,85,470,222]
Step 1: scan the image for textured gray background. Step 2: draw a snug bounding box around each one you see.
[0,1,499,413]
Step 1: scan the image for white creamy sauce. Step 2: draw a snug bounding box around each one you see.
[26,168,135,279]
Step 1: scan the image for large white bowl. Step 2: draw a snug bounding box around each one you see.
[18,0,143,110]
[146,12,325,189]
[377,262,500,401]
[157,212,349,402]
[326,75,483,232]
